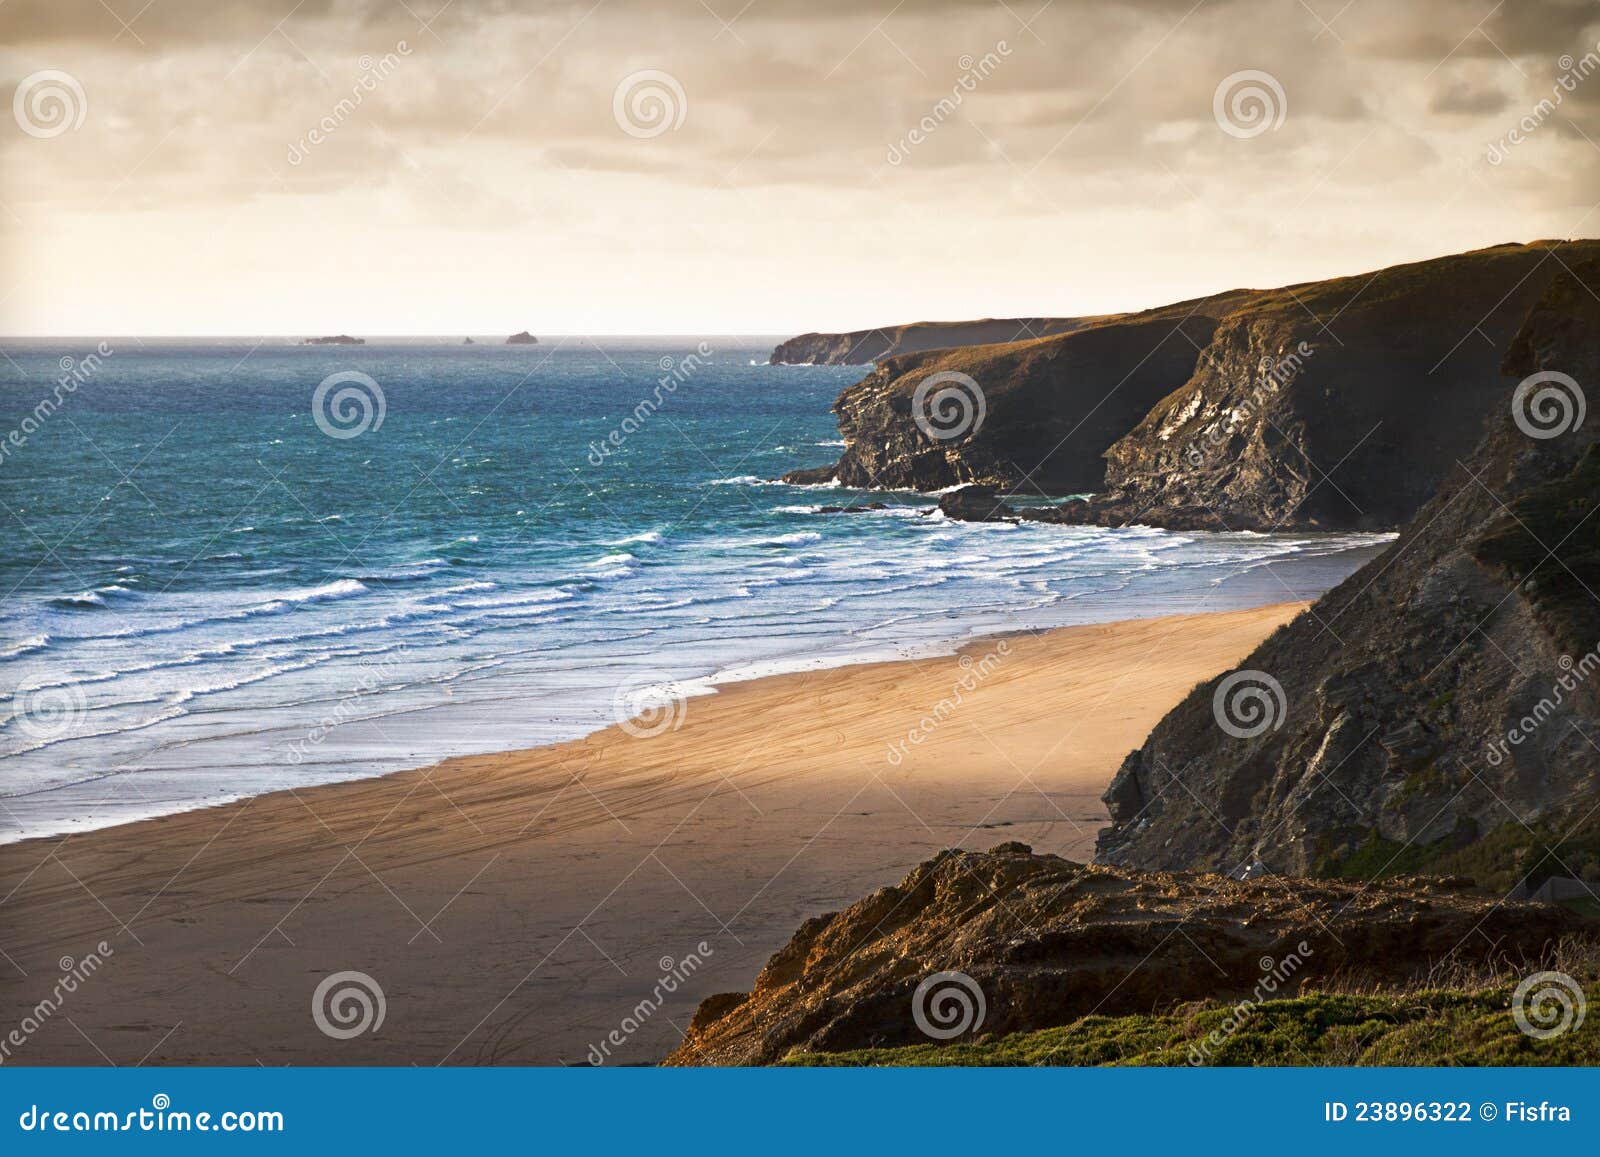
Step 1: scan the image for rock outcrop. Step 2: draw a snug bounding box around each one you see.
[1096,259,1600,882]
[769,317,1106,365]
[665,844,1587,1065]
[816,501,888,514]
[301,334,364,345]
[937,484,1015,522]
[506,331,539,345]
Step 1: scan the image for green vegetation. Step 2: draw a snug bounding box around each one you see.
[1394,765,1450,805]
[1311,813,1600,896]
[781,984,1600,1067]
[1428,814,1600,894]
[1312,826,1458,882]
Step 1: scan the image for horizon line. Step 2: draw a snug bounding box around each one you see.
[0,332,803,342]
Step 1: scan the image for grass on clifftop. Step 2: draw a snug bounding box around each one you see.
[780,984,1600,1067]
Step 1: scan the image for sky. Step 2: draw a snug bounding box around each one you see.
[2,0,1600,336]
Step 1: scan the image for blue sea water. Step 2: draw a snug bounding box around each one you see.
[0,338,1389,842]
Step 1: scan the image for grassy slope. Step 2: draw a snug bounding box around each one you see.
[780,984,1600,1067]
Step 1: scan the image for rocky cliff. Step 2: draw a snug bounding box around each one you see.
[769,317,1106,365]
[782,291,1254,493]
[787,242,1600,531]
[1096,259,1600,883]
[1039,241,1600,531]
[665,844,1587,1065]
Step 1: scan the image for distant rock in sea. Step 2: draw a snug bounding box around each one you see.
[301,335,365,345]
[816,501,888,514]
[463,337,475,345]
[506,331,539,345]
[937,484,1015,522]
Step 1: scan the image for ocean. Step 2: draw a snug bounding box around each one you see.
[0,338,1388,842]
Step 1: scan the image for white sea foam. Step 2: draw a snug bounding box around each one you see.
[603,530,664,546]
[0,635,49,659]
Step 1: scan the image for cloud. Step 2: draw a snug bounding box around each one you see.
[5,0,1600,333]
[1430,80,1511,116]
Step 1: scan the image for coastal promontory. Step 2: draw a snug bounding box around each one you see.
[783,241,1600,534]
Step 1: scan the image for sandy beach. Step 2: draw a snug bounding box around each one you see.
[0,603,1303,1066]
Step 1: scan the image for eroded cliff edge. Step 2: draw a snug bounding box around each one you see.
[665,844,1589,1065]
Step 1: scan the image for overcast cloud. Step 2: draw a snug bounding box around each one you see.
[3,0,1599,333]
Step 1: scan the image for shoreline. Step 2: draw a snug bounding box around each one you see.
[2,537,1387,847]
[0,603,1304,1065]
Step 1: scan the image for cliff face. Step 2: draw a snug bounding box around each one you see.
[665,844,1585,1065]
[783,292,1253,493]
[1097,260,1600,882]
[769,317,1104,365]
[789,242,1600,532]
[1044,241,1600,531]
